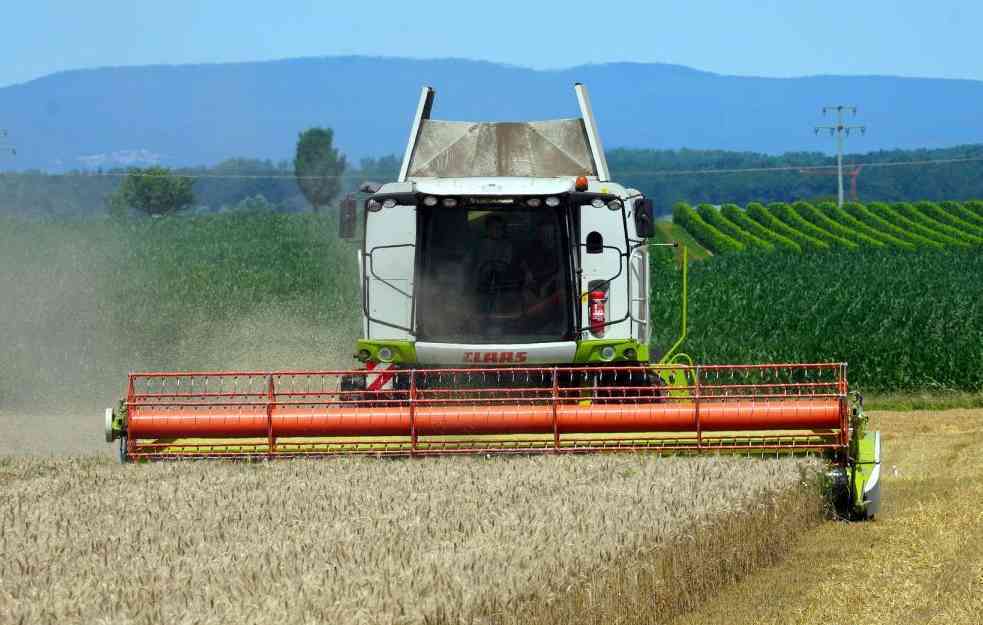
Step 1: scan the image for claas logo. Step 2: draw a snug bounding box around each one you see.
[463,351,529,364]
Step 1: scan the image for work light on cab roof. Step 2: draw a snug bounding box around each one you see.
[103,83,882,522]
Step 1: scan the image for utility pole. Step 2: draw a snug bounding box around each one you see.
[815,106,865,207]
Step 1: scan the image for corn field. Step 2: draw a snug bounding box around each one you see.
[650,246,983,391]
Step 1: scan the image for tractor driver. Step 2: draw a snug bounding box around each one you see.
[471,214,519,314]
[521,219,560,298]
[520,219,564,329]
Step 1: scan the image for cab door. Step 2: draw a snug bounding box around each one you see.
[363,203,416,339]
[579,203,629,340]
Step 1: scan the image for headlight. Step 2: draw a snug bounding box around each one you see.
[600,346,616,361]
[545,197,560,207]
[591,198,605,208]
[607,199,623,211]
[423,196,438,206]
[366,199,382,212]
[441,197,458,208]
[382,198,397,209]
[378,346,395,362]
[526,198,542,207]
[356,349,371,362]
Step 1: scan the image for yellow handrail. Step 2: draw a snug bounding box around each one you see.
[658,245,688,364]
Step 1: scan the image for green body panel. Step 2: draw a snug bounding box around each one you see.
[851,429,881,519]
[355,339,417,364]
[358,338,650,366]
[654,366,694,398]
[111,400,127,439]
[573,339,649,363]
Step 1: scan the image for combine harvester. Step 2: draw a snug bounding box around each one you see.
[104,85,881,519]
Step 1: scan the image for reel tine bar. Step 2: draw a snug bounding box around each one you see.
[123,363,849,459]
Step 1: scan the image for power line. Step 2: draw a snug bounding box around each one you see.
[618,156,983,177]
[3,155,983,181]
[815,106,866,207]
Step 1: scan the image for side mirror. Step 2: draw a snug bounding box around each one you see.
[634,198,656,238]
[339,194,357,239]
[585,231,604,254]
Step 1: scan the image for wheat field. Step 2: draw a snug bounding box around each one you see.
[0,454,820,625]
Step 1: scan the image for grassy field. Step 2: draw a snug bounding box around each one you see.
[672,407,983,625]
[0,454,820,625]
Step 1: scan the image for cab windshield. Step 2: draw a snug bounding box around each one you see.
[416,205,573,343]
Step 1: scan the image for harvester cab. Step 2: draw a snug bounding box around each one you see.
[349,84,656,377]
[105,84,880,521]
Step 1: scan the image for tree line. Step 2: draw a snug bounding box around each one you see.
[1,140,981,217]
[610,144,983,214]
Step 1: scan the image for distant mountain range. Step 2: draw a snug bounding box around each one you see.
[2,56,983,171]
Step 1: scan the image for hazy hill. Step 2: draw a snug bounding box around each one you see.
[2,56,983,170]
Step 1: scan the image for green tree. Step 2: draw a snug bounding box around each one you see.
[294,128,346,212]
[107,167,194,217]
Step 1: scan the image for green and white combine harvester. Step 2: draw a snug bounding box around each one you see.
[105,84,881,519]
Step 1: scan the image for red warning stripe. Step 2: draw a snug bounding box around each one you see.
[365,362,397,391]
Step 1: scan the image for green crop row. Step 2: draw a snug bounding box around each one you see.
[649,247,983,393]
[889,202,969,248]
[748,203,829,252]
[778,202,857,250]
[940,201,983,232]
[673,201,983,256]
[841,202,931,250]
[965,200,983,223]
[672,202,744,255]
[911,202,983,245]
[696,204,775,253]
[721,204,800,253]
[795,202,885,249]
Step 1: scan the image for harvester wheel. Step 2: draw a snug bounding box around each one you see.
[117,437,129,464]
[862,480,881,520]
[104,408,115,443]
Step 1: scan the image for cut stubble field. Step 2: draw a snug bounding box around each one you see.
[673,408,983,625]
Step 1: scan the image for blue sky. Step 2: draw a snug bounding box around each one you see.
[3,0,979,87]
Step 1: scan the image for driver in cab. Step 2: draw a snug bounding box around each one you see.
[470,215,517,313]
[520,219,563,319]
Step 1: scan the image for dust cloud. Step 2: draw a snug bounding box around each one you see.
[0,222,356,455]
